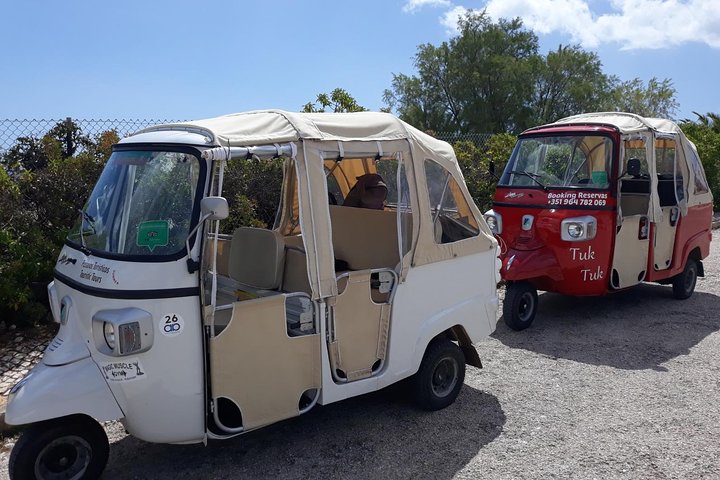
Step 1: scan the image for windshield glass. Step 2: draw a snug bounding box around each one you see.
[500,135,613,189]
[67,148,202,257]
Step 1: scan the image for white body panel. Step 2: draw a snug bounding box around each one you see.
[5,357,123,425]
[53,244,198,291]
[318,250,499,405]
[7,244,208,444]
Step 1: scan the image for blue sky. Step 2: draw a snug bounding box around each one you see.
[1,0,718,126]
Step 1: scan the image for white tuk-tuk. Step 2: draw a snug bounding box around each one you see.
[6,110,500,479]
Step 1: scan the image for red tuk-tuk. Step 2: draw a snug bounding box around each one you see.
[485,112,713,330]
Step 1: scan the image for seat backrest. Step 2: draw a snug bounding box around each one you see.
[627,158,641,178]
[329,205,400,270]
[228,227,285,290]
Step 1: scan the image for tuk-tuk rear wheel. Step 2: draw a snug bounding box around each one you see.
[412,338,466,411]
[672,257,698,300]
[8,414,109,480]
[503,281,538,331]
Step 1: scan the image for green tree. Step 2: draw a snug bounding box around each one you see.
[0,123,115,327]
[603,77,679,118]
[454,133,517,211]
[532,45,614,124]
[302,88,368,113]
[385,11,540,134]
[220,157,285,233]
[680,113,720,209]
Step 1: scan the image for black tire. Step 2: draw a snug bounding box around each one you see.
[9,415,109,480]
[412,338,466,411]
[672,257,698,300]
[503,281,538,331]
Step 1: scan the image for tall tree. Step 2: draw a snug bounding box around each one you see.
[603,77,679,118]
[532,45,614,124]
[385,11,541,134]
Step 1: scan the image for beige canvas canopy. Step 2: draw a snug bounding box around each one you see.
[537,112,712,217]
[137,110,496,300]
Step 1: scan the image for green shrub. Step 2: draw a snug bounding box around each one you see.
[454,133,517,212]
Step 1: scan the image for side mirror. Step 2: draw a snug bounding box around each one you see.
[201,196,229,221]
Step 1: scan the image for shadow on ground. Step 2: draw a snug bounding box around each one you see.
[493,284,720,371]
[103,385,505,480]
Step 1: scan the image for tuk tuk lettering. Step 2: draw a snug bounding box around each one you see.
[581,266,604,281]
[570,246,596,261]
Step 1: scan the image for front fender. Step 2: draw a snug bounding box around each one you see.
[5,356,124,426]
[501,247,563,282]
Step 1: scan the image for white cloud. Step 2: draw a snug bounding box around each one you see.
[407,0,720,50]
[440,6,469,32]
[484,0,720,49]
[403,0,452,13]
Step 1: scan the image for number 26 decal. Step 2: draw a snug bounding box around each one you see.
[159,313,185,337]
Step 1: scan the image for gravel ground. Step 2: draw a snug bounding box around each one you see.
[2,234,719,479]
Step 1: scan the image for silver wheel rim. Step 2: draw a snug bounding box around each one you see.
[431,356,459,398]
[35,435,92,480]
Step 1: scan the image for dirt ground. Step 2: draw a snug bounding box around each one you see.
[2,234,719,479]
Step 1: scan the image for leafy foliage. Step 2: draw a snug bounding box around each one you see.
[385,10,679,132]
[680,113,720,210]
[386,11,540,133]
[0,122,114,326]
[454,133,516,211]
[302,88,368,113]
[532,45,614,125]
[603,77,679,119]
[220,158,285,233]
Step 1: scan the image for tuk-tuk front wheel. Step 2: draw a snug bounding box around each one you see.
[672,257,698,300]
[412,338,466,411]
[503,281,538,331]
[9,414,109,480]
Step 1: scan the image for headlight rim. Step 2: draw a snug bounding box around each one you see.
[103,322,116,351]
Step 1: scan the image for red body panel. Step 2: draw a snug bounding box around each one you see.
[494,125,712,296]
[496,187,616,296]
[646,203,713,281]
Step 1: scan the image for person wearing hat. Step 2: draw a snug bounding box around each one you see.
[342,173,388,210]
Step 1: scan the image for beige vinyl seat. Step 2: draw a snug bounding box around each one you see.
[228,227,286,295]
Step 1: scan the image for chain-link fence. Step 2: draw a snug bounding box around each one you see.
[0,118,184,153]
[0,118,495,154]
[434,132,494,148]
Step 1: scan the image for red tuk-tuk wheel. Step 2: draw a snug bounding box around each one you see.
[503,281,538,331]
[672,257,698,300]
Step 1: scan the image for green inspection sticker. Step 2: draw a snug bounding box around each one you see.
[137,220,169,252]
[591,171,608,185]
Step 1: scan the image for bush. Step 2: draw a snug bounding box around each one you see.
[454,133,517,212]
[680,123,720,210]
[0,124,116,328]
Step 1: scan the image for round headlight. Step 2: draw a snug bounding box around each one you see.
[567,223,584,238]
[485,215,497,232]
[104,322,116,350]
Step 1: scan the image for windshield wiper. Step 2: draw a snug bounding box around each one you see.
[78,209,97,235]
[76,209,96,254]
[510,170,548,190]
